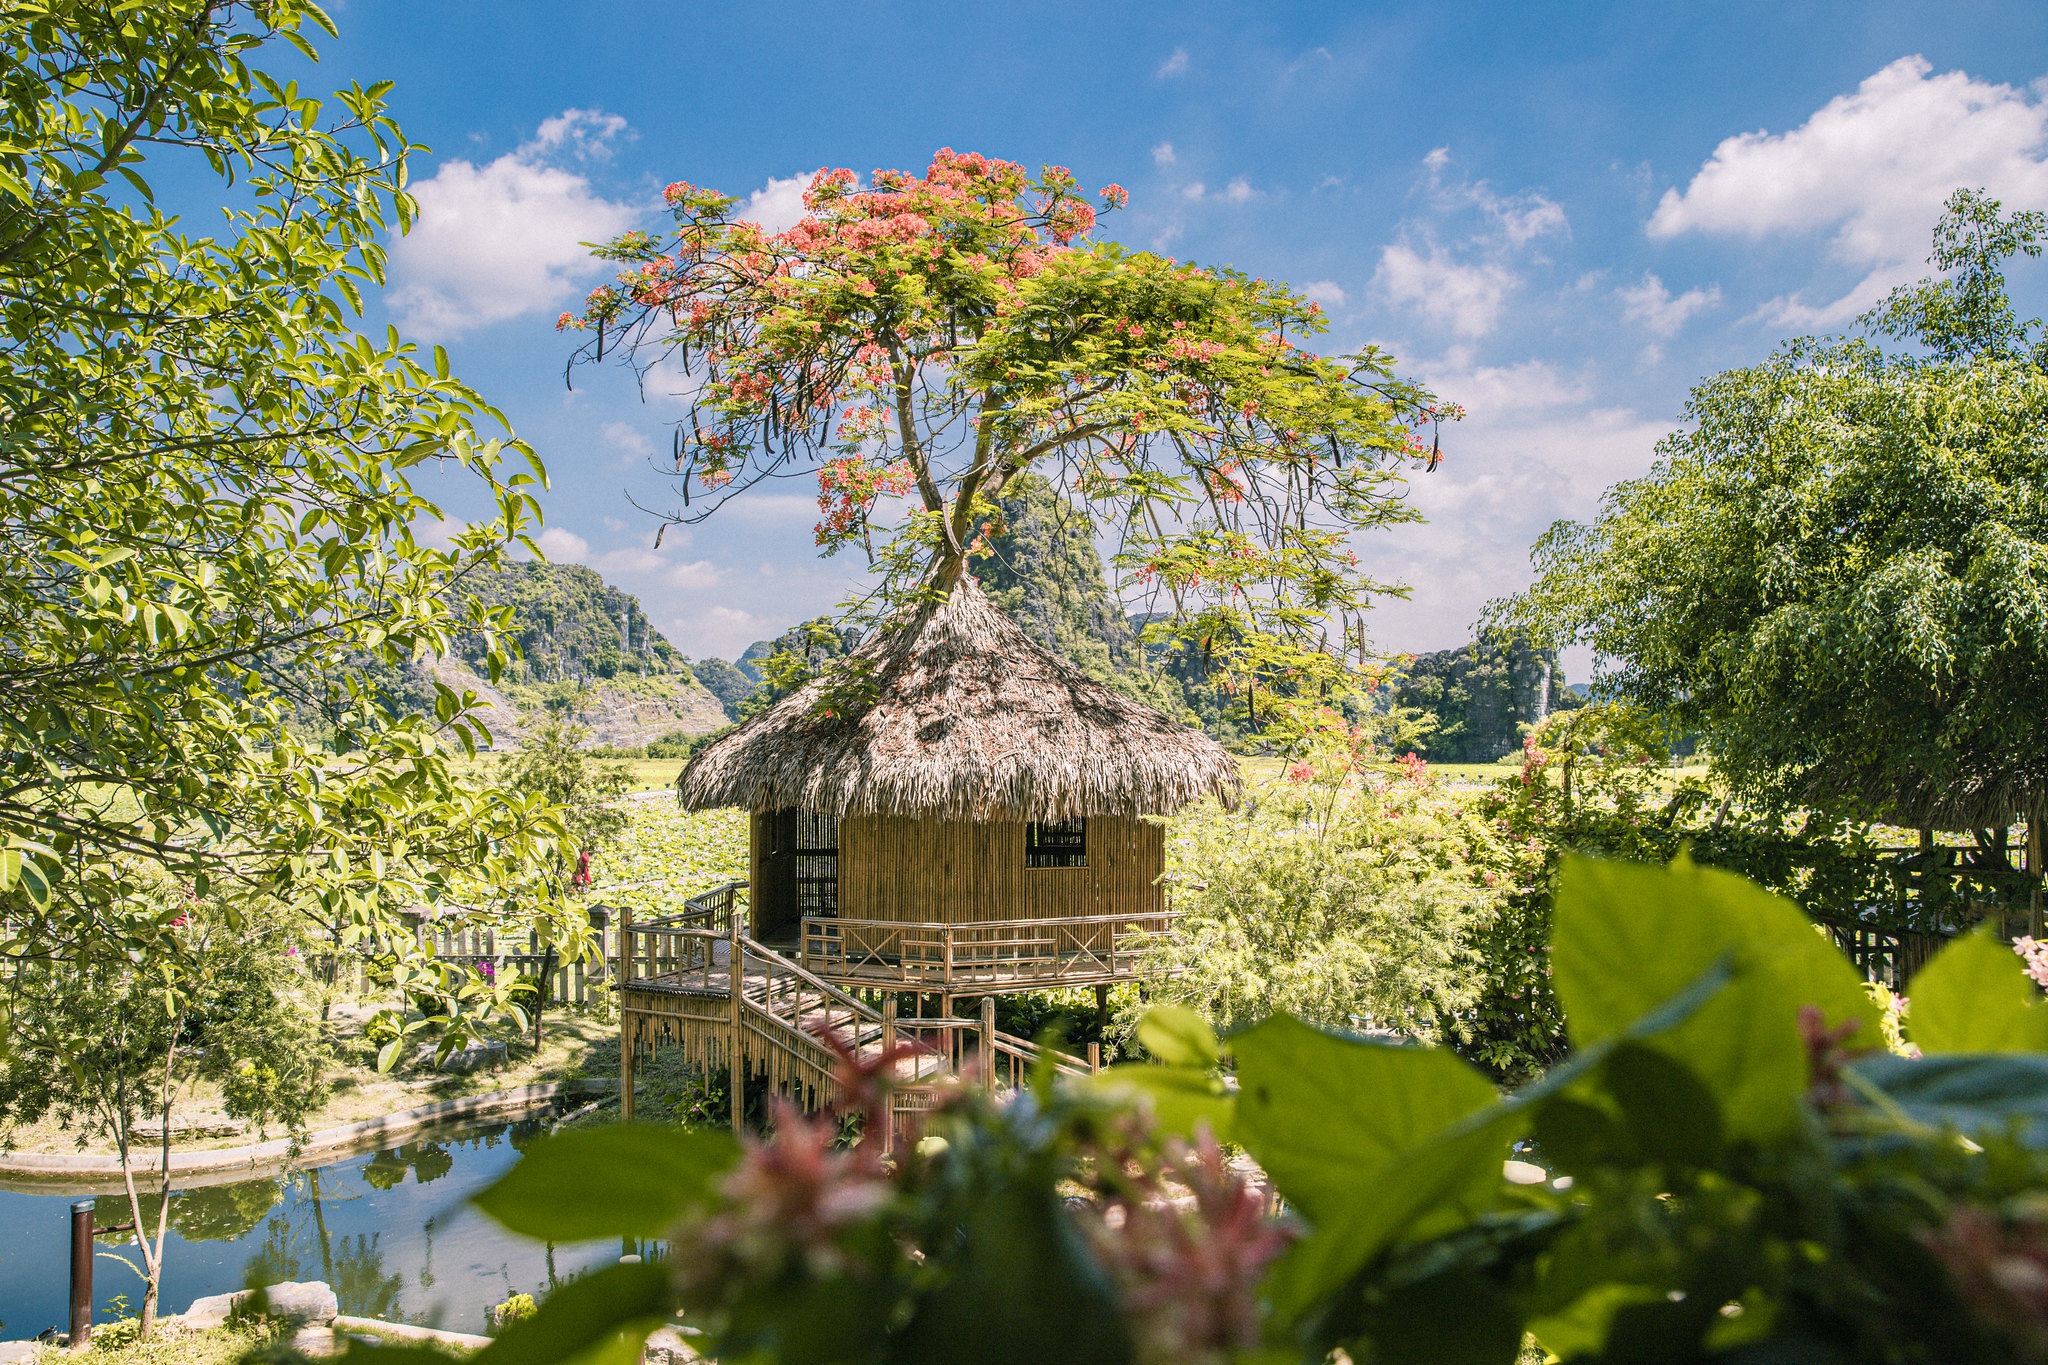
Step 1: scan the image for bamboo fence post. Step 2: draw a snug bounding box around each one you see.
[729,903,745,1135]
[618,904,635,1122]
[882,996,898,1156]
[2030,817,2044,941]
[980,997,996,1094]
[1088,1042,1101,1075]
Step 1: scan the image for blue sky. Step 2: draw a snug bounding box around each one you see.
[302,0,2048,667]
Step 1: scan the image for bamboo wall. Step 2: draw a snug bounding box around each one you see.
[835,814,1165,923]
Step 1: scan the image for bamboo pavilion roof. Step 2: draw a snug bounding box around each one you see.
[676,577,1242,821]
[1801,759,2048,833]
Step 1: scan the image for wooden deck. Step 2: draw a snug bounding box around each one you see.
[619,884,1092,1146]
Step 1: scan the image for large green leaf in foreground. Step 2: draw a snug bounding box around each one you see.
[1551,855,1878,1140]
[472,1124,738,1240]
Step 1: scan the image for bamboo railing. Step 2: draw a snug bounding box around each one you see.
[619,884,1094,1147]
[798,910,1177,989]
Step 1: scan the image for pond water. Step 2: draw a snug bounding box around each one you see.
[0,1116,649,1340]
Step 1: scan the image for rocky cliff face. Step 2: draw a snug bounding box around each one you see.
[422,659,727,749]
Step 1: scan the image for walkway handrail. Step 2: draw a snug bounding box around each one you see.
[743,938,881,1021]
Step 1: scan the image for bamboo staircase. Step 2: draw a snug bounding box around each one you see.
[617,882,1091,1146]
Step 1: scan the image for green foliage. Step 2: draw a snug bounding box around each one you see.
[408,855,2048,1364]
[643,725,733,760]
[594,801,747,915]
[0,0,585,1072]
[452,561,688,684]
[1494,190,2048,822]
[0,890,327,1329]
[1393,635,1576,763]
[496,718,632,858]
[570,151,1449,734]
[689,658,758,720]
[1141,766,1508,1043]
[474,1126,738,1240]
[977,472,1190,717]
[1910,926,2048,1053]
[1459,703,1898,1082]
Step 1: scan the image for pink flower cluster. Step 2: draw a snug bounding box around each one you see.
[1080,1128,1294,1365]
[2016,936,2048,990]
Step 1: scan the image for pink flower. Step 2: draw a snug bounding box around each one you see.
[1286,761,1314,783]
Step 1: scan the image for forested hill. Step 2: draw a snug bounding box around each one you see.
[1391,636,1581,763]
[451,561,687,682]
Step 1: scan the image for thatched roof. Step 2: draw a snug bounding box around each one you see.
[1801,761,2048,833]
[676,578,1241,820]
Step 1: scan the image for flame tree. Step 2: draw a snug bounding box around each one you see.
[562,150,1457,729]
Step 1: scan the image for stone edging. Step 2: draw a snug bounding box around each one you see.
[0,1078,615,1183]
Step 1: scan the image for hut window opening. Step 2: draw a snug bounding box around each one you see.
[1026,818,1088,868]
[795,808,839,915]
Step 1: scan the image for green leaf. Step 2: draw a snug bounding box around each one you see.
[1263,956,1734,1326]
[1133,1004,1220,1068]
[472,1124,738,1240]
[1906,925,2048,1053]
[1084,1066,1235,1142]
[1551,855,1878,1140]
[1850,1051,2048,1146]
[1233,1015,1496,1220]
[469,1261,671,1365]
[1601,1042,1724,1167]
[1358,1268,1525,1365]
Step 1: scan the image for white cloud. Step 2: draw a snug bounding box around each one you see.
[602,421,654,463]
[415,516,469,551]
[1370,149,1570,339]
[666,559,727,589]
[387,110,640,338]
[1302,280,1348,309]
[536,527,590,563]
[1374,244,1519,338]
[1157,47,1190,78]
[1367,397,1676,654]
[1649,56,2048,325]
[1415,349,1592,418]
[593,547,667,576]
[1223,177,1256,204]
[602,515,632,534]
[1152,142,1176,167]
[736,174,813,235]
[1616,273,1722,337]
[1182,182,1207,201]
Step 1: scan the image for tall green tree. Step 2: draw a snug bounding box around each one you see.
[564,150,1450,736]
[0,2,581,982]
[1492,190,2048,824]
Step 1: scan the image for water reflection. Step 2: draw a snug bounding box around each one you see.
[0,1116,620,1336]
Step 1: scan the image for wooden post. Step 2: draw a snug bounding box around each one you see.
[729,900,745,1135]
[980,997,997,1093]
[1094,983,1109,1035]
[2031,818,2044,941]
[620,1023,636,1123]
[882,996,899,1156]
[618,902,635,1123]
[1088,1042,1101,1075]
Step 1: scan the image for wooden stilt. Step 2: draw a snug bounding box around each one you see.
[881,996,898,1156]
[980,997,997,1093]
[621,1026,636,1123]
[2031,818,2044,941]
[729,905,745,1135]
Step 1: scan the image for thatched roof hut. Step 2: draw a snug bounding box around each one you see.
[678,577,1241,822]
[1801,760,2048,833]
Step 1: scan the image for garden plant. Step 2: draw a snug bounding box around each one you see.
[358,855,2048,1365]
